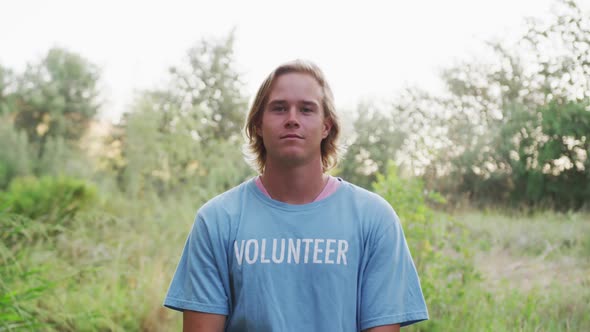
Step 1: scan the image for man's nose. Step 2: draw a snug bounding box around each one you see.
[285,107,300,128]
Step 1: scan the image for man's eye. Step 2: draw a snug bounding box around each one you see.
[301,107,312,113]
[272,106,285,112]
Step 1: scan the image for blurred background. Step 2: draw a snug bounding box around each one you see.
[1,0,589,330]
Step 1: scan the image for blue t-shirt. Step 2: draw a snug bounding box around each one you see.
[164,178,428,331]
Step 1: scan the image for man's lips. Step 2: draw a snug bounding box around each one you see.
[280,134,303,139]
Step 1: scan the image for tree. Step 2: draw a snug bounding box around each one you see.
[117,32,253,197]
[339,86,450,190]
[392,0,590,209]
[161,30,248,143]
[509,101,590,209]
[0,120,33,189]
[338,102,408,189]
[11,48,101,158]
[0,65,16,115]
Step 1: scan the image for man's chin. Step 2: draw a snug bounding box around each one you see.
[270,152,309,167]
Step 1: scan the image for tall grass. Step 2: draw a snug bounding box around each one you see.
[1,182,199,331]
[2,177,589,331]
[407,210,590,332]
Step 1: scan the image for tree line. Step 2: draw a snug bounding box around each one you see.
[1,0,588,211]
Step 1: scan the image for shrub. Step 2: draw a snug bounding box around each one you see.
[0,176,97,229]
[0,120,33,190]
[372,162,478,329]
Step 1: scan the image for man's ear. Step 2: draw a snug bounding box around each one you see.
[322,118,332,139]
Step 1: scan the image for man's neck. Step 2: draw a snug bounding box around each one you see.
[260,160,327,205]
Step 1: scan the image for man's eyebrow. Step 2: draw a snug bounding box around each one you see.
[301,101,319,107]
[267,100,320,107]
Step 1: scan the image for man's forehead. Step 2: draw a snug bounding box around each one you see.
[267,74,323,104]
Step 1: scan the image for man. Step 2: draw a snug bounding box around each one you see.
[164,60,428,331]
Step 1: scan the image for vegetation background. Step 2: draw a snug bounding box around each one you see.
[1,0,589,330]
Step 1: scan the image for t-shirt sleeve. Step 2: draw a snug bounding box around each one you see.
[163,212,230,315]
[359,205,429,330]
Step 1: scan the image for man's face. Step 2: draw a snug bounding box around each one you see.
[258,72,331,169]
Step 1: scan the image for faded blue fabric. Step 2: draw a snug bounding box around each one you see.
[164,178,428,331]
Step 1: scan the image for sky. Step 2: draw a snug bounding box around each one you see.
[2,0,586,123]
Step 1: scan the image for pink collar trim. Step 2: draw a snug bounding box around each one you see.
[255,175,340,202]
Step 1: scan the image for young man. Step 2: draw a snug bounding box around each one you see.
[164,60,428,331]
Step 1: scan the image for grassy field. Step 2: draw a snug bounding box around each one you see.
[2,196,589,331]
[411,210,590,332]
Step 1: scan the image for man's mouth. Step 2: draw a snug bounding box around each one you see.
[281,134,303,139]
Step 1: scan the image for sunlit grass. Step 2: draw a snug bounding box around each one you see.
[412,210,590,332]
[3,193,589,331]
[459,210,590,259]
[1,191,197,331]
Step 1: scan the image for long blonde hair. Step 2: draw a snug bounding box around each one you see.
[244,60,341,174]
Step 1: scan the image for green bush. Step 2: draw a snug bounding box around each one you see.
[372,162,478,330]
[0,176,98,330]
[0,176,97,227]
[0,120,33,190]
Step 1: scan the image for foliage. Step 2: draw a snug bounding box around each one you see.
[435,99,590,209]
[499,101,590,209]
[0,49,98,190]
[0,176,97,230]
[338,102,409,189]
[0,253,50,331]
[0,190,196,331]
[123,31,248,148]
[372,162,478,329]
[1,3,588,331]
[372,0,590,210]
[116,32,253,198]
[8,47,101,159]
[443,0,590,208]
[410,210,590,332]
[166,30,248,142]
[0,65,16,115]
[0,119,33,190]
[120,93,252,198]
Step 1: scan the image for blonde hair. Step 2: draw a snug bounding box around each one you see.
[244,60,341,174]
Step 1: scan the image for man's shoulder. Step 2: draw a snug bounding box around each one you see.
[335,179,400,231]
[198,178,253,215]
[339,179,392,209]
